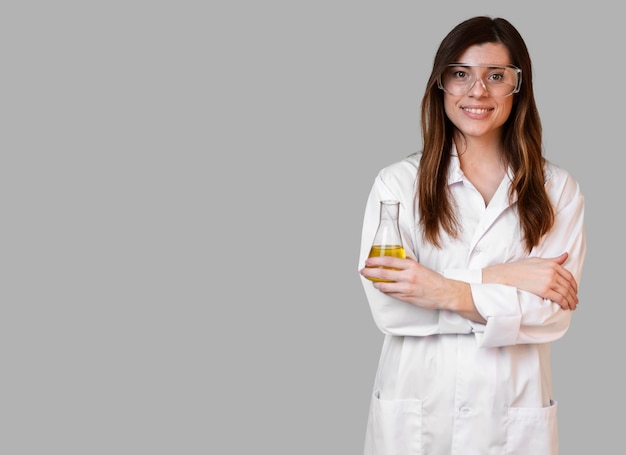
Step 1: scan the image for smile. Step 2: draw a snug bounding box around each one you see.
[463,107,492,114]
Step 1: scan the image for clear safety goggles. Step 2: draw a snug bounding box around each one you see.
[437,63,522,97]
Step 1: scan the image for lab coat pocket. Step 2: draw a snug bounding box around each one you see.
[505,400,558,455]
[364,390,423,455]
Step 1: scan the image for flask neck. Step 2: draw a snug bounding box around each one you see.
[379,201,399,222]
[372,201,402,247]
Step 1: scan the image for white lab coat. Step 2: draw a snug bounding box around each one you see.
[359,150,586,455]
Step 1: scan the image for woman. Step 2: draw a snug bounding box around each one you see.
[358,16,586,454]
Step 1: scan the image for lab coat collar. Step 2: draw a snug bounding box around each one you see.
[447,145,465,185]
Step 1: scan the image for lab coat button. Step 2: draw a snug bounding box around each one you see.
[459,406,471,417]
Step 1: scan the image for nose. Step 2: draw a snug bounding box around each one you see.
[467,77,489,96]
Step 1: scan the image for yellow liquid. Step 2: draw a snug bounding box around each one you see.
[366,245,406,282]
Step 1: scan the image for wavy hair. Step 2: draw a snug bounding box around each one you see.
[418,16,553,252]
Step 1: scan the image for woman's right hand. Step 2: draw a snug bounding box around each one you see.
[482,252,579,310]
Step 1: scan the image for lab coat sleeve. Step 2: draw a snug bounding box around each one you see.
[468,172,586,348]
[359,159,472,336]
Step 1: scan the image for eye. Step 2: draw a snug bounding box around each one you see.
[487,71,505,83]
[450,70,469,80]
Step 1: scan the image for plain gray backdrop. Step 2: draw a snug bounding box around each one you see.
[2,1,618,454]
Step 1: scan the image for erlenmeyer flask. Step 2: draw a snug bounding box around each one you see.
[366,200,406,282]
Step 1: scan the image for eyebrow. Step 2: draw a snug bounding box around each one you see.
[448,63,512,69]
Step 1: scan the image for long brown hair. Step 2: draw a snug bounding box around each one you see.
[418,16,553,252]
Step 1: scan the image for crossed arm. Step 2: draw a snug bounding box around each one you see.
[359,252,578,324]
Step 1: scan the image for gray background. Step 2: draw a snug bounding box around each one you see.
[2,1,617,454]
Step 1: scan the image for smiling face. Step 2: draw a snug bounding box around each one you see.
[443,43,515,144]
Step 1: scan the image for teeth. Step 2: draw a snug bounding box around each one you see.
[464,108,490,114]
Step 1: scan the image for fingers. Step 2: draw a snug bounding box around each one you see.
[549,259,578,309]
[551,252,568,265]
[551,275,579,310]
[360,265,399,283]
[546,287,576,310]
[550,292,576,310]
[364,256,411,269]
[555,264,578,294]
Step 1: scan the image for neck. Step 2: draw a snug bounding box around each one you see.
[454,132,504,163]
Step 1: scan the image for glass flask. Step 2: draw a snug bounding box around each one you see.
[366,200,406,282]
